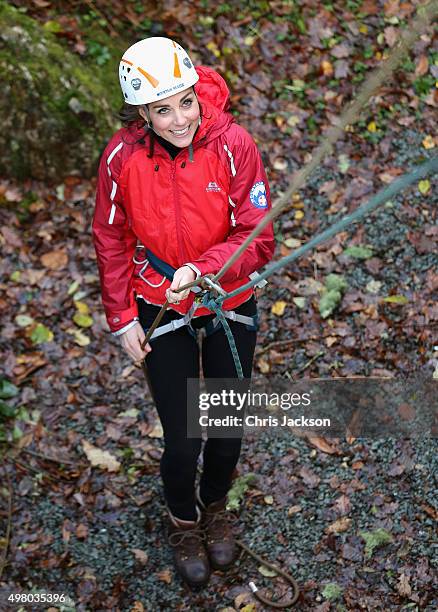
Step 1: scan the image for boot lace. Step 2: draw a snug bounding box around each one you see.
[205,509,238,543]
[168,524,205,556]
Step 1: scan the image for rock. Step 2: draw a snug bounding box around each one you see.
[0,3,124,180]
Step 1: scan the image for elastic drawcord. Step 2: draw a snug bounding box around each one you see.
[188,143,194,163]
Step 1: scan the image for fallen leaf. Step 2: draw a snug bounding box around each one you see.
[335,60,349,79]
[418,179,431,195]
[234,592,254,610]
[420,503,438,520]
[65,327,91,346]
[132,549,148,565]
[40,249,68,270]
[273,158,288,171]
[415,54,429,77]
[397,573,412,597]
[15,315,35,328]
[4,186,23,202]
[288,505,302,516]
[271,300,287,316]
[28,323,54,345]
[384,25,398,47]
[367,121,378,133]
[130,602,144,612]
[1,226,22,248]
[72,330,90,347]
[422,135,435,149]
[148,421,163,438]
[293,297,306,309]
[81,440,121,472]
[258,565,277,577]
[287,115,300,127]
[331,44,351,58]
[13,353,47,383]
[333,494,351,516]
[74,301,90,315]
[76,524,88,539]
[306,436,338,454]
[299,466,321,488]
[295,278,324,296]
[325,517,352,534]
[321,60,333,76]
[338,154,350,173]
[284,237,301,249]
[383,295,408,304]
[257,358,270,374]
[264,495,274,505]
[73,312,93,328]
[156,569,172,584]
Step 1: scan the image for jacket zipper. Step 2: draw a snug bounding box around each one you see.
[171,160,186,265]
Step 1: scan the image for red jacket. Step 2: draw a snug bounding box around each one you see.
[93,66,275,333]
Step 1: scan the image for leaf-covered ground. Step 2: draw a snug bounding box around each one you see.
[1,1,437,610]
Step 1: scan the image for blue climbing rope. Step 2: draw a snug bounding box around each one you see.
[201,156,438,378]
[202,294,244,379]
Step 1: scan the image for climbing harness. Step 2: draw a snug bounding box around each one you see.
[135,246,259,343]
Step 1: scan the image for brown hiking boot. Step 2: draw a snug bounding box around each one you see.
[198,495,237,571]
[166,509,210,588]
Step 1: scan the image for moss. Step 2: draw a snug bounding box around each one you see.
[0,1,128,180]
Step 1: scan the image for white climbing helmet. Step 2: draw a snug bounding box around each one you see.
[119,37,199,105]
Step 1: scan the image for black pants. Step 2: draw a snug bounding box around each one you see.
[138,296,257,521]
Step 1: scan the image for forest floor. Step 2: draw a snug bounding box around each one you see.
[1,1,437,611]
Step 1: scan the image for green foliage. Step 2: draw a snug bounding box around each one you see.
[322,582,343,600]
[226,473,257,511]
[413,75,435,96]
[0,378,19,424]
[0,2,126,180]
[29,323,54,344]
[319,274,348,319]
[0,403,18,418]
[87,41,111,66]
[360,528,394,558]
[0,379,19,400]
[325,274,348,293]
[343,245,373,259]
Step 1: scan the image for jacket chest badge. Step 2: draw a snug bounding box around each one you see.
[206,181,221,192]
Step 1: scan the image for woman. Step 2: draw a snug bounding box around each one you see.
[93,37,275,588]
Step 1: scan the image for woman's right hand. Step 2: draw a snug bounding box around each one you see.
[119,321,152,364]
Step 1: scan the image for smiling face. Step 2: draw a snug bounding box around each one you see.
[139,87,201,148]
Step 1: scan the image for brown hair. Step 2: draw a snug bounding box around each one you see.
[117,103,146,126]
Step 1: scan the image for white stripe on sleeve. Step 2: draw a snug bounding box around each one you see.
[108,204,116,225]
[223,144,236,177]
[110,180,117,201]
[107,141,123,167]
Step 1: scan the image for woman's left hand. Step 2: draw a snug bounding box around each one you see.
[166,265,196,303]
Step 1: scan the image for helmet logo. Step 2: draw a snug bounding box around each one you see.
[183,57,192,69]
[131,78,142,90]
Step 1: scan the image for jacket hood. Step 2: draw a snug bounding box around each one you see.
[193,65,234,145]
[124,66,233,156]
